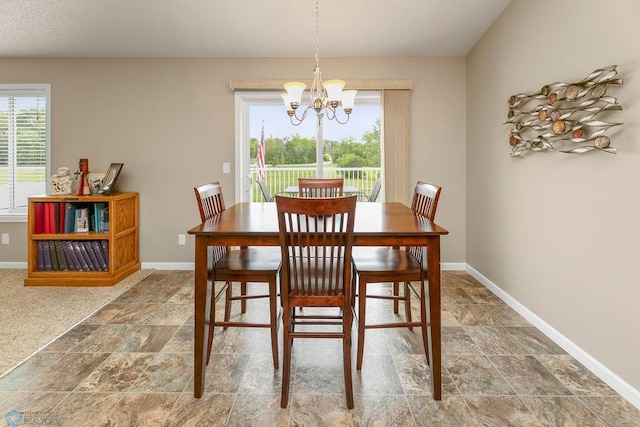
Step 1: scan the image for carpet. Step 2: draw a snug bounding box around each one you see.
[0,268,155,376]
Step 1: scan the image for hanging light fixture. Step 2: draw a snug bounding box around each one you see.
[282,0,356,126]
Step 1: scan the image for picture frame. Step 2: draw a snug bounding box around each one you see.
[98,163,124,195]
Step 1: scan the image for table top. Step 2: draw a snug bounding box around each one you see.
[188,202,448,246]
[283,185,359,195]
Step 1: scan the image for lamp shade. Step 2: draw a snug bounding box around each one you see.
[341,90,357,110]
[281,93,294,109]
[323,79,346,103]
[283,82,306,105]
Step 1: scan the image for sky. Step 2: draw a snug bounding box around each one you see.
[250,99,380,142]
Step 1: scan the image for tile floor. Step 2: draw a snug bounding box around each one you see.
[1,270,639,426]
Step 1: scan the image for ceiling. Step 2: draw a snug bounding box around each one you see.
[1,0,511,58]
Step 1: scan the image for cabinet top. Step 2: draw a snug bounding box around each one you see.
[29,191,138,202]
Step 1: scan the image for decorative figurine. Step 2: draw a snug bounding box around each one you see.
[51,167,73,195]
[76,158,90,195]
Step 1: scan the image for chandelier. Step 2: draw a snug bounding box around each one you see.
[281,0,356,126]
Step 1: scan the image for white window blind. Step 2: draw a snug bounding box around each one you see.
[0,84,50,219]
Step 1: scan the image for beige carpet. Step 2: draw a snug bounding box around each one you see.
[0,268,155,376]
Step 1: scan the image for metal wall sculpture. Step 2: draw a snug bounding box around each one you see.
[505,65,623,157]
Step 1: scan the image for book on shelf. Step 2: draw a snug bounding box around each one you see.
[54,240,69,271]
[61,241,76,271]
[100,240,109,262]
[65,203,75,233]
[82,241,100,271]
[58,203,66,235]
[37,240,45,270]
[72,241,91,271]
[48,238,59,270]
[53,203,60,233]
[47,203,56,234]
[91,240,109,271]
[42,241,53,270]
[43,203,50,234]
[63,241,83,271]
[34,203,45,234]
[93,202,108,232]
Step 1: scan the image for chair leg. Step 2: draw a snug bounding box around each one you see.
[206,280,217,365]
[281,309,292,408]
[393,282,400,313]
[268,276,279,370]
[356,276,367,370]
[404,281,413,331]
[223,282,232,330]
[240,282,248,313]
[418,280,430,364]
[343,306,354,409]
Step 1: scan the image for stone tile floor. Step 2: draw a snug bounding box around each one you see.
[1,270,639,426]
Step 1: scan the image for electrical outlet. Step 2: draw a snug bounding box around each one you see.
[1,233,8,245]
[178,234,186,245]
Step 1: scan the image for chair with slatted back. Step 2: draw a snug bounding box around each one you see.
[351,181,442,372]
[276,195,357,409]
[194,182,281,369]
[297,177,344,197]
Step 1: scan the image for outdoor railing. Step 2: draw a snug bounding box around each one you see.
[250,166,382,202]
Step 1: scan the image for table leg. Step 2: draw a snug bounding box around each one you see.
[194,235,209,398]
[426,236,441,400]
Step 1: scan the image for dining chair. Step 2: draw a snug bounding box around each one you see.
[298,177,344,197]
[276,194,357,409]
[356,177,381,202]
[256,179,282,202]
[194,182,281,369]
[351,181,442,371]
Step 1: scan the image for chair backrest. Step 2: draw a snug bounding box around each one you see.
[194,182,226,222]
[408,182,441,266]
[298,178,344,197]
[276,195,357,307]
[369,178,382,202]
[411,181,442,221]
[256,179,273,202]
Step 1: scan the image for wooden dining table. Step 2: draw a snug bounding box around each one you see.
[187,201,449,399]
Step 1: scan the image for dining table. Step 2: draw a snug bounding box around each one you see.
[187,201,449,400]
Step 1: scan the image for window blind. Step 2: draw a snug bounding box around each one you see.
[0,85,50,217]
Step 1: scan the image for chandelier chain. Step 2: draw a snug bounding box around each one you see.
[314,0,320,68]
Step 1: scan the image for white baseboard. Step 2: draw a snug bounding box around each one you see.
[0,262,27,268]
[466,264,640,410]
[442,262,466,271]
[141,262,194,270]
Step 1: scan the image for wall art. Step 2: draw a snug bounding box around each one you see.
[505,65,622,157]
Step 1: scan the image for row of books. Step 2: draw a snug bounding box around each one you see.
[37,240,109,271]
[33,202,109,234]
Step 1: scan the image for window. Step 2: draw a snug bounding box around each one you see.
[0,84,50,221]
[234,90,381,202]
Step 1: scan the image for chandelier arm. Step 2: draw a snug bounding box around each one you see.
[329,109,351,125]
[290,105,312,126]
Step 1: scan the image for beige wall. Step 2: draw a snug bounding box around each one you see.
[0,57,467,264]
[467,0,640,391]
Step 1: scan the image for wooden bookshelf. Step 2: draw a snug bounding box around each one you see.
[25,192,140,286]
